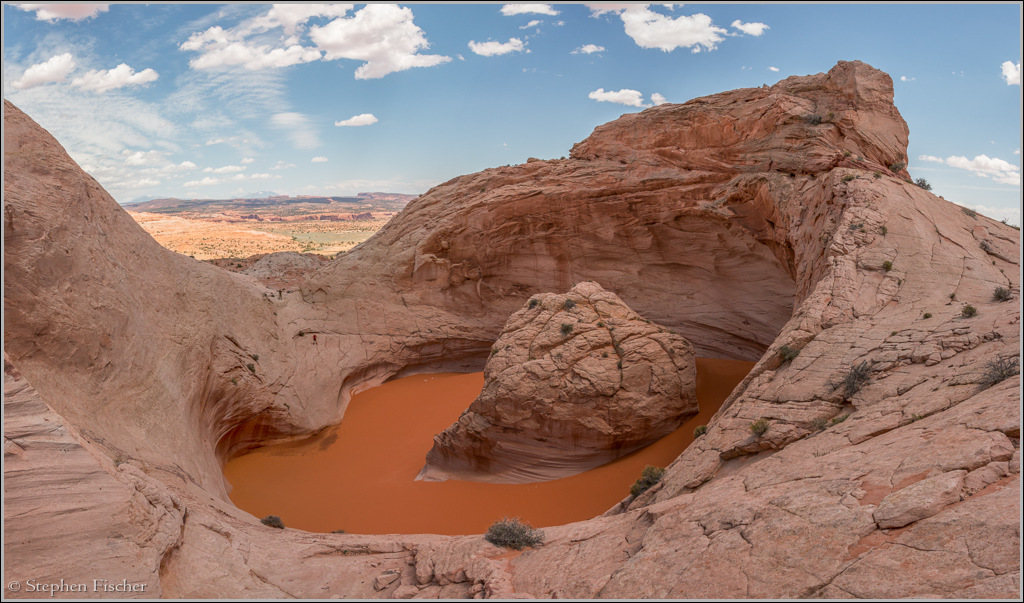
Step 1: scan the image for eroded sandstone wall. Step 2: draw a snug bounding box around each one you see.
[3,61,1019,599]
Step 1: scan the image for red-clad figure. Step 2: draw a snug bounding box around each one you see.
[313,334,317,345]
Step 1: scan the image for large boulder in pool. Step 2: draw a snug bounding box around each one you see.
[419,281,698,483]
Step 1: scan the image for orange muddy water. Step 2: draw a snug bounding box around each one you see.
[223,357,754,535]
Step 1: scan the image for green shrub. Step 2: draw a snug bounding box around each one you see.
[961,207,977,219]
[528,298,539,309]
[888,162,905,172]
[842,174,856,182]
[949,292,956,301]
[842,361,871,398]
[882,261,893,272]
[873,171,882,179]
[779,345,800,363]
[980,357,1019,388]
[810,417,829,431]
[843,150,851,157]
[881,225,888,236]
[923,313,932,319]
[993,287,1012,302]
[693,425,707,438]
[749,418,770,437]
[961,304,977,318]
[596,321,605,327]
[630,465,666,497]
[251,354,259,361]
[484,517,544,550]
[830,414,849,425]
[247,363,256,373]
[561,323,573,336]
[331,529,346,534]
[616,360,623,369]
[914,178,932,191]
[563,299,576,310]
[261,515,285,529]
[805,114,822,125]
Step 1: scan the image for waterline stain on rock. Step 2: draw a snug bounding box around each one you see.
[223,358,753,535]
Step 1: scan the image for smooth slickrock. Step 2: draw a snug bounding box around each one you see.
[421,281,697,482]
[3,61,1019,599]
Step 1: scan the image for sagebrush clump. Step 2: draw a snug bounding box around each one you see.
[980,357,1019,388]
[484,517,544,550]
[693,425,707,438]
[630,465,666,497]
[842,361,871,398]
[993,287,1012,302]
[749,418,770,437]
[261,515,285,529]
[961,304,977,318]
[779,345,800,363]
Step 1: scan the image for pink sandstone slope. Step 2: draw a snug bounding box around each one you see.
[3,61,1019,598]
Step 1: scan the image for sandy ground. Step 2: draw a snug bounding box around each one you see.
[223,358,754,535]
[128,211,389,259]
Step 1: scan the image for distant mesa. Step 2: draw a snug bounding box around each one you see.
[2,61,1020,599]
[125,193,417,214]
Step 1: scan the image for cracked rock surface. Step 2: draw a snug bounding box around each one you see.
[3,61,1019,599]
[421,281,698,483]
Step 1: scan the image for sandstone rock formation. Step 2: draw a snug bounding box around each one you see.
[4,61,1019,599]
[421,281,697,483]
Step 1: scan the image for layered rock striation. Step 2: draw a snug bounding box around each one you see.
[421,281,698,483]
[4,61,1019,598]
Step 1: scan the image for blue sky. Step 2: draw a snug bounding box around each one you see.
[3,3,1021,223]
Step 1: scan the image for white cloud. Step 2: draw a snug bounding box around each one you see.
[469,38,526,57]
[335,113,378,127]
[309,4,451,79]
[651,92,668,105]
[128,177,161,188]
[768,66,779,72]
[900,75,915,82]
[241,157,254,164]
[586,4,637,16]
[71,63,158,93]
[249,4,355,36]
[730,20,768,36]
[520,19,542,29]
[122,150,165,166]
[271,161,296,170]
[180,4,448,79]
[500,4,559,16]
[1000,61,1020,85]
[618,6,727,53]
[203,165,246,174]
[945,154,1020,186]
[184,177,221,187]
[588,87,648,107]
[926,154,1020,186]
[248,173,277,180]
[12,53,76,89]
[181,25,323,70]
[16,4,108,21]
[572,44,605,54]
[270,112,320,149]
[311,156,328,163]
[1015,149,1021,156]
